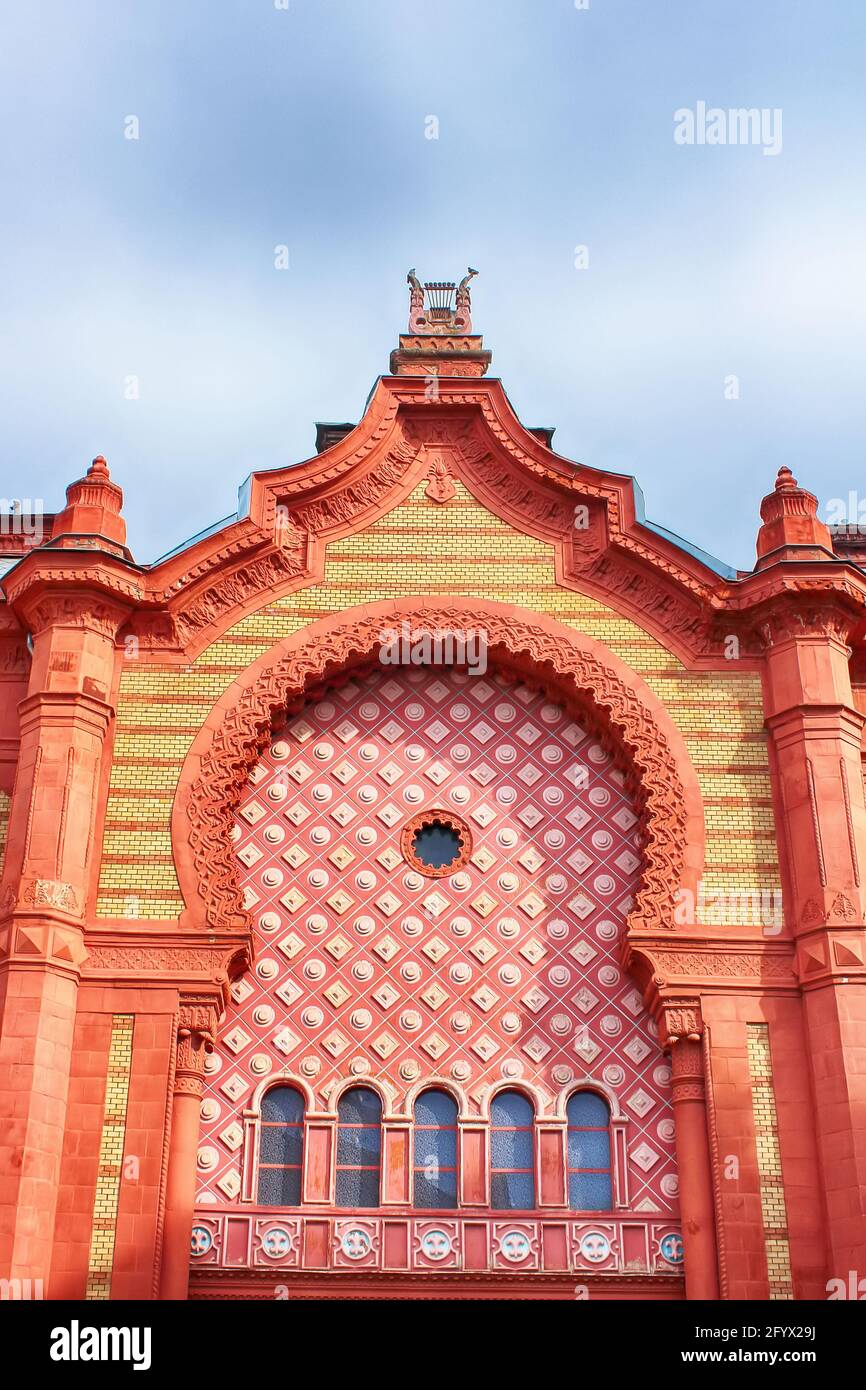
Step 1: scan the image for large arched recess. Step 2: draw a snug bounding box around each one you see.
[171,597,705,942]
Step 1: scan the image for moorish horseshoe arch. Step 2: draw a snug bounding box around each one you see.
[172,597,706,938]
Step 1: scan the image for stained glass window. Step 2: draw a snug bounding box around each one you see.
[335,1086,382,1208]
[412,821,461,871]
[257,1085,304,1206]
[567,1090,612,1211]
[413,1089,458,1208]
[490,1090,535,1210]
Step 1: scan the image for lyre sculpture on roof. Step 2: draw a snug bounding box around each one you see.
[407,267,478,334]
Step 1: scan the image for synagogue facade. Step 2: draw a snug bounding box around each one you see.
[1,273,864,1300]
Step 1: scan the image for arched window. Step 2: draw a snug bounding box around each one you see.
[257,1085,304,1206]
[413,1089,458,1209]
[567,1091,612,1211]
[490,1090,535,1210]
[335,1086,382,1208]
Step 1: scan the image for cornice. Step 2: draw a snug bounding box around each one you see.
[11,379,865,667]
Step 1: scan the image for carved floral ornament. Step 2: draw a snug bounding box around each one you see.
[4,381,866,672]
[178,602,701,941]
[102,377,745,662]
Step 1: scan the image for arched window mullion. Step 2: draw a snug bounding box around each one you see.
[567,1090,612,1212]
[335,1086,382,1209]
[490,1091,536,1210]
[412,1089,458,1209]
[257,1086,305,1207]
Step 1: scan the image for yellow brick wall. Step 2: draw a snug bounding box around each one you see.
[85,1014,134,1300]
[96,481,777,918]
[0,788,10,880]
[746,1023,794,1299]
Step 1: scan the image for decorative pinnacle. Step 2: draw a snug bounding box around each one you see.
[755,465,831,568]
[774,466,798,491]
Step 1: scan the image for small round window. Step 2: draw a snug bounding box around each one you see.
[412,820,462,871]
[400,810,472,878]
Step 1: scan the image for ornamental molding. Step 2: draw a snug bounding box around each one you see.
[130,378,737,664]
[290,443,419,536]
[5,381,865,669]
[2,566,142,629]
[754,599,861,649]
[625,941,797,996]
[83,944,243,975]
[172,542,309,644]
[174,599,704,939]
[82,939,252,1003]
[19,592,133,639]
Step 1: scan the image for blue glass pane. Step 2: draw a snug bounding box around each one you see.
[336,1125,382,1166]
[413,1130,457,1170]
[413,1170,457,1209]
[335,1166,380,1208]
[567,1129,611,1170]
[261,1086,304,1123]
[569,1172,612,1211]
[491,1091,534,1127]
[491,1171,535,1210]
[414,1089,458,1127]
[490,1127,534,1169]
[566,1091,610,1127]
[259,1124,303,1166]
[338,1087,381,1125]
[257,1165,301,1207]
[413,821,462,870]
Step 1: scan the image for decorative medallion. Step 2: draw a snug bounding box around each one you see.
[190,1225,213,1257]
[400,808,472,878]
[340,1227,373,1260]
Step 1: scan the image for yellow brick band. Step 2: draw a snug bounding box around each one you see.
[0,788,9,879]
[85,1015,134,1300]
[97,482,777,916]
[747,1023,794,1300]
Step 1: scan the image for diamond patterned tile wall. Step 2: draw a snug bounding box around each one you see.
[197,665,678,1215]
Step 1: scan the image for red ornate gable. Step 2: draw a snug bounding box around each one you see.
[123,373,743,664]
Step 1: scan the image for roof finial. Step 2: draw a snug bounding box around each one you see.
[406,266,479,334]
[755,465,831,568]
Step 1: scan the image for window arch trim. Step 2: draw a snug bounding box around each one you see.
[479,1078,547,1122]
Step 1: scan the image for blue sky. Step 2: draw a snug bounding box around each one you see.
[1,0,864,570]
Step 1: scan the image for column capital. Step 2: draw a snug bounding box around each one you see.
[754,596,858,653]
[658,995,704,1048]
[174,995,221,1098]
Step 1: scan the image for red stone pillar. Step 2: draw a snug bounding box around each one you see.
[160,1004,216,1301]
[662,1000,719,1300]
[0,609,131,1286]
[761,623,866,1277]
[0,456,133,1287]
[752,469,866,1280]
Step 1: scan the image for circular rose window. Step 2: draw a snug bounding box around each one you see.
[401,810,472,878]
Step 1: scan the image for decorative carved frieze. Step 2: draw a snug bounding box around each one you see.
[291,446,418,534]
[172,542,308,643]
[659,998,703,1046]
